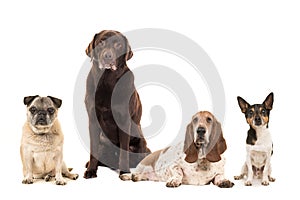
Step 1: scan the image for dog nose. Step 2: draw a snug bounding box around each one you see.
[197,127,206,136]
[254,116,262,124]
[103,50,113,60]
[37,110,47,116]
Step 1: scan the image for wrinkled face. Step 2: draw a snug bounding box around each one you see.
[191,111,214,148]
[25,97,60,134]
[86,30,133,71]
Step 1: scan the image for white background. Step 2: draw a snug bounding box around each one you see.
[0,0,299,199]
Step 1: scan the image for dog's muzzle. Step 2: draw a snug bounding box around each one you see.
[99,49,117,70]
[254,116,262,126]
[35,110,48,125]
[195,126,206,148]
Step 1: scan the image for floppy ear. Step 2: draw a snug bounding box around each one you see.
[122,35,133,61]
[184,123,198,163]
[47,96,62,108]
[126,45,133,61]
[263,92,274,110]
[206,119,227,162]
[23,95,39,106]
[85,33,99,58]
[237,96,250,113]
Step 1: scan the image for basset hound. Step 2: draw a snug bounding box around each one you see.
[120,111,234,188]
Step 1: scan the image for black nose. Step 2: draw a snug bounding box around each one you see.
[103,50,113,60]
[197,127,206,136]
[254,116,262,125]
[37,110,47,116]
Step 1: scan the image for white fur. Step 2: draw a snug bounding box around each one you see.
[131,141,226,186]
[237,124,275,186]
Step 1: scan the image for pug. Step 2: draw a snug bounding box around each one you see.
[20,95,79,185]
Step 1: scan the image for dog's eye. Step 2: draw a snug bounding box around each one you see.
[248,110,254,116]
[193,117,198,124]
[261,109,266,115]
[29,106,37,114]
[206,117,212,123]
[114,42,122,49]
[99,40,105,47]
[47,107,55,115]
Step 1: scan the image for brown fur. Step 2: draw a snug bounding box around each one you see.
[184,111,227,163]
[84,30,151,179]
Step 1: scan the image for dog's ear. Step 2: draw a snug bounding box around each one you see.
[237,96,250,113]
[206,119,227,162]
[184,122,198,163]
[122,34,133,61]
[47,96,62,108]
[85,33,99,58]
[263,92,274,110]
[126,44,133,61]
[23,95,39,106]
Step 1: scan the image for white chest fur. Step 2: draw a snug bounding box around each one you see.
[247,126,272,154]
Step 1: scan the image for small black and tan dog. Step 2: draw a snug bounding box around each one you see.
[234,92,275,186]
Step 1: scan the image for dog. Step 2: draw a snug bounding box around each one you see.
[120,111,234,188]
[21,95,79,185]
[84,30,151,179]
[234,92,275,186]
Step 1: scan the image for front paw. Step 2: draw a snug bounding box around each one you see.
[245,181,252,186]
[261,180,269,186]
[234,175,244,180]
[69,173,79,180]
[119,173,132,181]
[22,178,33,184]
[166,179,182,188]
[268,176,276,182]
[217,180,234,188]
[84,169,97,179]
[55,178,67,185]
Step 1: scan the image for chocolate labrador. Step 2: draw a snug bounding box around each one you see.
[84,30,151,179]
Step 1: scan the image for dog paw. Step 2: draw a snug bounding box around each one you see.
[44,174,53,182]
[261,180,269,186]
[70,173,79,180]
[119,173,132,181]
[217,180,235,188]
[55,179,67,185]
[166,179,182,188]
[245,181,252,186]
[268,176,276,182]
[234,175,243,180]
[22,178,33,184]
[83,170,97,179]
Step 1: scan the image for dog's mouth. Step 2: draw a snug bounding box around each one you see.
[195,138,207,149]
[99,62,117,71]
[35,117,48,126]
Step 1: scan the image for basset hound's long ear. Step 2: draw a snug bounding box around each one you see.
[85,33,99,58]
[206,118,227,162]
[184,123,198,163]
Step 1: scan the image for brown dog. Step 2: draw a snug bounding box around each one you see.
[84,30,151,179]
